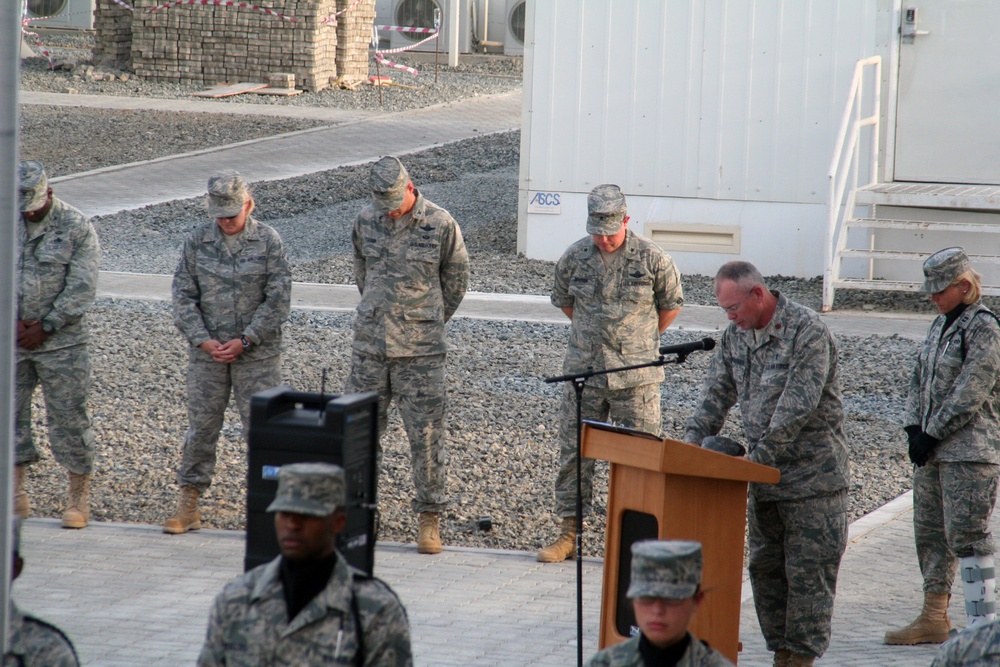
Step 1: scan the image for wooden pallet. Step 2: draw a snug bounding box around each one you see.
[191,83,268,98]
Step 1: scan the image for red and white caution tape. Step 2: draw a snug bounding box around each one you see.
[20,25,53,68]
[376,31,438,55]
[374,51,419,76]
[371,25,440,76]
[105,0,135,10]
[320,0,364,26]
[146,0,298,23]
[376,24,438,34]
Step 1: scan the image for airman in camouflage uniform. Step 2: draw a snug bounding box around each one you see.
[886,248,1000,646]
[15,160,100,530]
[199,463,412,666]
[5,518,80,666]
[345,156,469,555]
[931,619,1000,666]
[585,540,733,667]
[683,261,849,667]
[538,184,683,563]
[165,171,292,535]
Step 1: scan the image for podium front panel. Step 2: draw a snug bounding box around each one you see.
[614,509,659,637]
[599,463,750,665]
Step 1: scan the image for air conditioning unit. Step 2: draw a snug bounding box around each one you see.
[388,0,473,54]
[504,0,526,56]
[24,0,95,30]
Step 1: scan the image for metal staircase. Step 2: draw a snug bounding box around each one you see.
[823,57,1000,311]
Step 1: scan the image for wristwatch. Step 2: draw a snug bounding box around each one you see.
[240,335,252,351]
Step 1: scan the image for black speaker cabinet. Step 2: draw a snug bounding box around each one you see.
[245,387,379,575]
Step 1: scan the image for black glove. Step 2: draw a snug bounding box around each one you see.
[903,425,921,449]
[908,431,940,467]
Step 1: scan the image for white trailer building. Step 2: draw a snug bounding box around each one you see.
[516,0,1000,309]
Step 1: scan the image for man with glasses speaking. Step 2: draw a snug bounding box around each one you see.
[683,261,850,667]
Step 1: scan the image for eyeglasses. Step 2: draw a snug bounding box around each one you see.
[718,288,755,314]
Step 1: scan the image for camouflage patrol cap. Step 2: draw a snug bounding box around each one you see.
[206,170,250,218]
[370,156,411,213]
[627,540,702,600]
[18,160,49,213]
[921,247,971,294]
[266,463,345,517]
[586,184,627,236]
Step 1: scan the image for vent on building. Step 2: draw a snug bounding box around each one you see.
[644,223,742,255]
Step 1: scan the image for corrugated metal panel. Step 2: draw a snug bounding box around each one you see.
[526,0,888,204]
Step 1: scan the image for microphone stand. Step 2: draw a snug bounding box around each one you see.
[544,350,703,667]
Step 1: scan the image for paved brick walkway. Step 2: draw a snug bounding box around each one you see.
[14,493,998,666]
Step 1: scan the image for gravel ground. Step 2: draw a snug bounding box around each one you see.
[22,300,919,557]
[15,39,959,555]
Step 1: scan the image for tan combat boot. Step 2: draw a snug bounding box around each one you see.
[61,472,90,529]
[13,466,30,520]
[537,517,577,563]
[417,512,442,554]
[772,649,792,667]
[163,486,202,535]
[884,592,951,644]
[785,653,815,667]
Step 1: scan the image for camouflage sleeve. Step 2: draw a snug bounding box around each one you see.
[14,615,81,667]
[352,215,367,295]
[583,652,611,667]
[925,317,1000,441]
[358,580,414,667]
[751,323,834,467]
[242,232,292,345]
[551,250,574,309]
[653,252,684,313]
[904,345,925,429]
[684,337,739,443]
[196,592,228,667]
[172,234,212,347]
[439,219,469,322]
[44,221,100,332]
[929,617,1000,666]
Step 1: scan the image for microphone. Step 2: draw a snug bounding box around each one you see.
[658,337,716,356]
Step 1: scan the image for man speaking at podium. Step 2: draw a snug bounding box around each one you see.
[537,184,683,563]
[683,261,850,667]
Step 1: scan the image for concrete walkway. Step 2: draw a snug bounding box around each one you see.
[30,89,521,216]
[97,270,936,339]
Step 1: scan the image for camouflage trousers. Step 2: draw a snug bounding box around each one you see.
[748,489,848,658]
[345,351,448,514]
[914,461,999,594]
[15,344,95,475]
[554,382,660,518]
[178,355,283,492]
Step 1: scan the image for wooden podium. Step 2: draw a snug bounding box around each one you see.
[582,421,780,665]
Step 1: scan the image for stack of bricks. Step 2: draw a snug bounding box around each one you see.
[120,0,340,91]
[335,0,375,83]
[92,1,133,69]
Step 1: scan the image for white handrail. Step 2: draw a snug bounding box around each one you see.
[824,56,882,311]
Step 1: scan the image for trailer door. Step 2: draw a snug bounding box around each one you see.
[894,1,1000,184]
